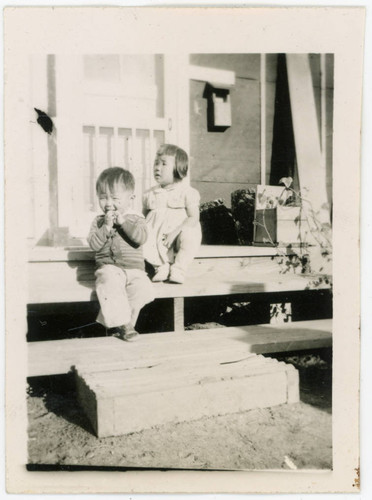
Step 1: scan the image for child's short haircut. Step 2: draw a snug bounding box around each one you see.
[96,167,135,193]
[157,144,188,180]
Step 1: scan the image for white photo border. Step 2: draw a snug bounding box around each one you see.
[4,5,364,495]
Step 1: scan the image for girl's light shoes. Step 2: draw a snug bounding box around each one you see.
[152,264,170,282]
[169,266,185,284]
[152,263,185,284]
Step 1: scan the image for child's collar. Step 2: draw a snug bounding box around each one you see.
[154,181,183,192]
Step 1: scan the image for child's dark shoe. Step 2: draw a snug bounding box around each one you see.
[108,324,139,342]
[122,325,140,342]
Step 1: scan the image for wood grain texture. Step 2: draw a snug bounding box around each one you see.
[28,244,284,262]
[28,256,330,304]
[74,353,296,437]
[173,297,184,332]
[189,77,261,206]
[286,54,329,221]
[286,364,300,404]
[28,319,332,378]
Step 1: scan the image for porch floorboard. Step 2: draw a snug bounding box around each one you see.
[28,319,332,378]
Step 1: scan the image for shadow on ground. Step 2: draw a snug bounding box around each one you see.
[27,373,95,435]
[268,348,332,413]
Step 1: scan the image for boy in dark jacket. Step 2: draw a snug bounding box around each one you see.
[88,167,154,341]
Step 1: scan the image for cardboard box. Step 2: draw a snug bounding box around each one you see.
[277,205,309,245]
[253,185,310,246]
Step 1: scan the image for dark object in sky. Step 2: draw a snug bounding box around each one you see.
[34,108,54,135]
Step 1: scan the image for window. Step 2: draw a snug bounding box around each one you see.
[82,125,165,214]
[46,54,172,243]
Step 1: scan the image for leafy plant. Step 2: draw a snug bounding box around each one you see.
[253,177,332,289]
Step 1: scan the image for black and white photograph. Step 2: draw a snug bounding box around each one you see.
[4,6,363,495]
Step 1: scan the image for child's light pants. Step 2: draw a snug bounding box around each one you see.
[95,265,154,328]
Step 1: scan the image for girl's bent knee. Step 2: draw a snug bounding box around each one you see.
[179,225,201,241]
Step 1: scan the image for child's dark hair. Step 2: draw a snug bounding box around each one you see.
[96,167,135,193]
[157,144,188,180]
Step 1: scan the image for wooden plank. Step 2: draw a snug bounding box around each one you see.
[28,256,330,304]
[197,245,281,258]
[28,319,332,378]
[286,364,300,404]
[75,355,296,437]
[72,346,260,377]
[116,372,289,434]
[28,245,284,262]
[260,53,266,185]
[29,254,282,274]
[286,54,330,223]
[76,371,288,437]
[188,64,235,88]
[173,297,184,332]
[77,355,279,397]
[74,368,99,433]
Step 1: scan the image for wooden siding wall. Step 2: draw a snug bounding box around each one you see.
[189,54,277,207]
[188,54,333,208]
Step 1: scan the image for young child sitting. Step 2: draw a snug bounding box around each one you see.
[88,167,154,341]
[143,144,202,284]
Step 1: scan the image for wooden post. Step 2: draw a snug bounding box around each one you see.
[260,53,266,185]
[30,55,50,244]
[286,54,330,225]
[173,297,185,332]
[320,53,327,170]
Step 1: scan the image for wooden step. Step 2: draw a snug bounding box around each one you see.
[74,353,300,437]
[27,319,332,378]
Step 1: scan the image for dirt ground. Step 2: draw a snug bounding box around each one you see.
[27,349,332,471]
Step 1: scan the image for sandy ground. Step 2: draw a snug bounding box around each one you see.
[27,351,332,470]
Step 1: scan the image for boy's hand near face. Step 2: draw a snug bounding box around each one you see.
[104,210,115,230]
[114,211,125,226]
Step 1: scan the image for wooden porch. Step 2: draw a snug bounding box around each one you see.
[28,244,331,331]
[27,245,331,436]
